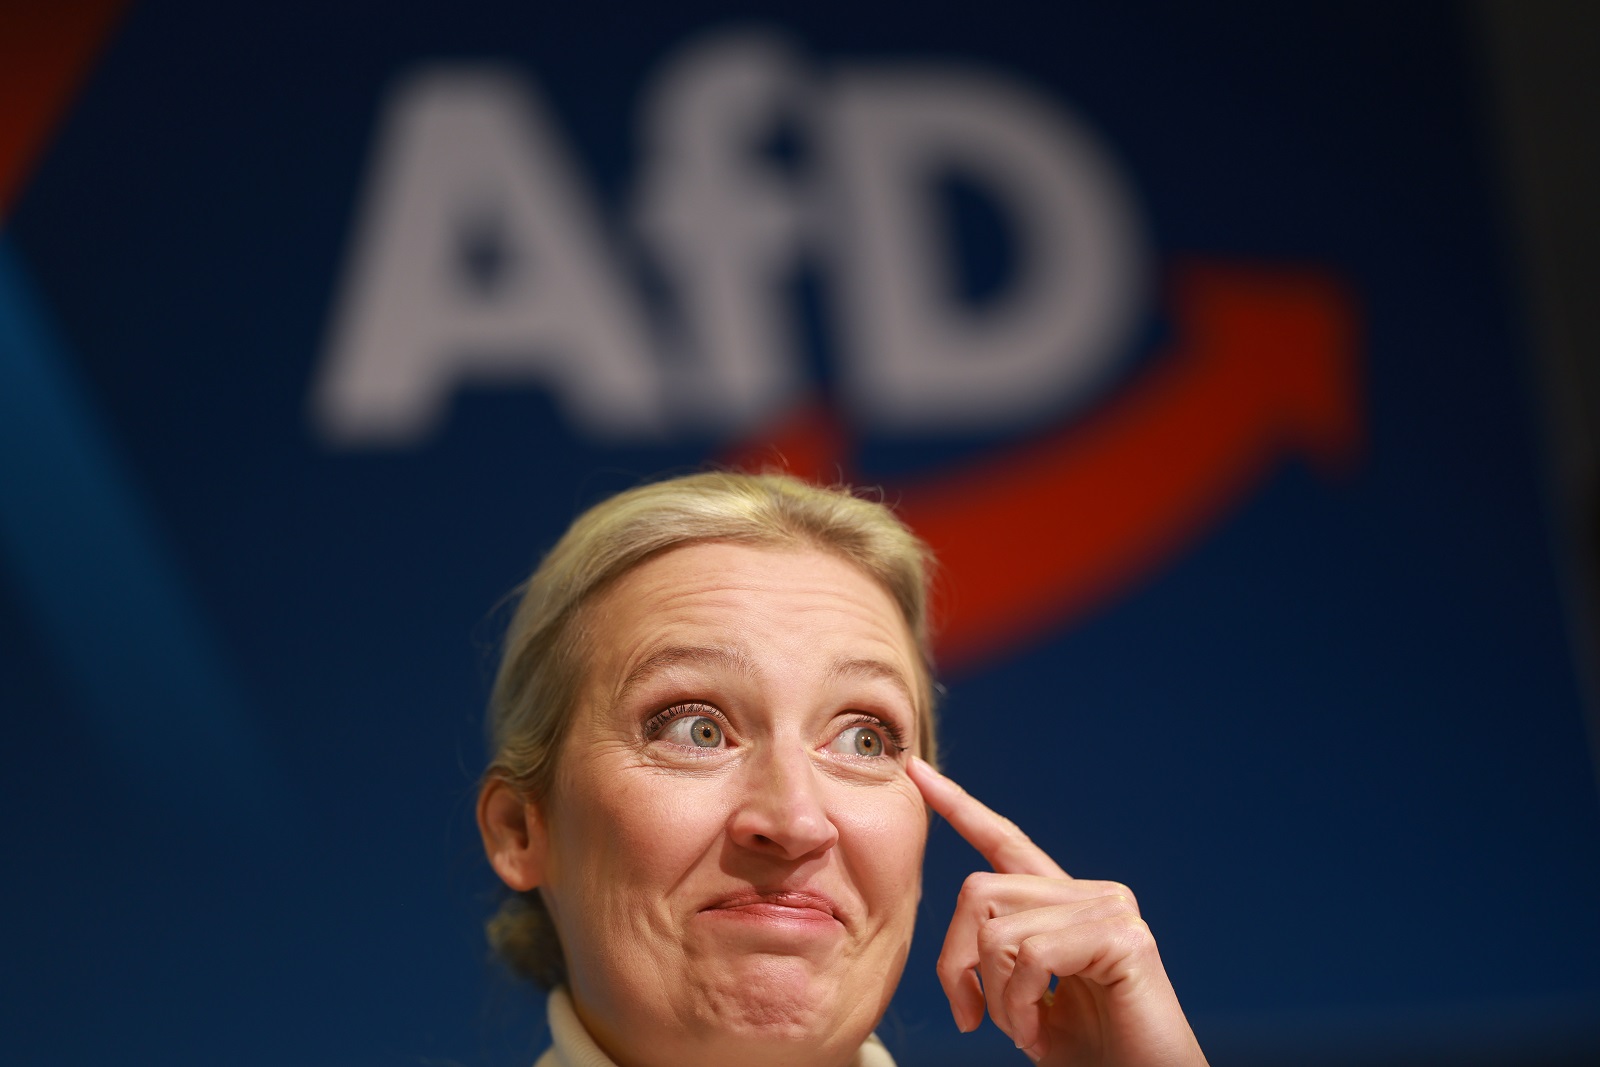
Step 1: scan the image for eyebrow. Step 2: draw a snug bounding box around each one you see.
[610,647,916,713]
[827,655,916,710]
[613,644,758,706]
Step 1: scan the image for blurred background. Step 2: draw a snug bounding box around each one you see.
[3,2,1598,1064]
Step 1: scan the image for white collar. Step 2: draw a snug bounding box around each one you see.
[534,986,899,1067]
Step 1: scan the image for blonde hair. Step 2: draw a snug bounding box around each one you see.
[481,470,938,989]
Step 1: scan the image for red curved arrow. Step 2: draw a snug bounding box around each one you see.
[724,262,1361,673]
[0,0,127,225]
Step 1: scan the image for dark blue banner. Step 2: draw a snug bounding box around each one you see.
[3,3,1598,1065]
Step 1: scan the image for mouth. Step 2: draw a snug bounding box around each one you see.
[702,888,844,927]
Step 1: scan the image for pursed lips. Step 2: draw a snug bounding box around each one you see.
[703,888,844,925]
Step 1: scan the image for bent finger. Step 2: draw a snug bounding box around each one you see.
[938,874,1098,1033]
[933,936,986,1033]
[1006,912,1163,1050]
[978,899,1139,1050]
[940,870,1127,1019]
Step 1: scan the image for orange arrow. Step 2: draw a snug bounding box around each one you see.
[723,262,1361,673]
[0,0,128,226]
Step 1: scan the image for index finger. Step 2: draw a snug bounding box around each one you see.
[908,757,1069,879]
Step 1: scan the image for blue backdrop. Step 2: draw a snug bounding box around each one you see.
[3,3,1598,1065]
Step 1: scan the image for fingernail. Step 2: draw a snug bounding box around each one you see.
[1019,1046,1042,1064]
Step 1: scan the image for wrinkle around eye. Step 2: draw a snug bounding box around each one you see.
[813,743,908,788]
[814,756,906,788]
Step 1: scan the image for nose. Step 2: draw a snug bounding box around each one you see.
[727,746,839,861]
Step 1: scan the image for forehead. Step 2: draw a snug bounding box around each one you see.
[581,542,923,700]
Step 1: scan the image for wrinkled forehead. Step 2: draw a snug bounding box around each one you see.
[575,542,933,734]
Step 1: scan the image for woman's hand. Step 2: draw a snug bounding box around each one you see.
[908,757,1207,1067]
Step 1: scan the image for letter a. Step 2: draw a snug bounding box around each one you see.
[313,68,663,446]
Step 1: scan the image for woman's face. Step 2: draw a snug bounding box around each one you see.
[536,542,928,1067]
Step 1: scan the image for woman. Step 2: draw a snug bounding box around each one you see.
[477,472,1207,1067]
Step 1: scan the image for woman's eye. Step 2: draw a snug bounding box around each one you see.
[660,715,725,749]
[830,725,889,758]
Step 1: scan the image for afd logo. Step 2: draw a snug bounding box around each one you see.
[312,29,1361,669]
[313,30,1144,444]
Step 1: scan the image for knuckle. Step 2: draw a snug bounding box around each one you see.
[1093,880,1140,914]
[975,915,1009,953]
[1013,936,1045,973]
[1109,882,1140,914]
[1116,913,1155,952]
[958,870,999,905]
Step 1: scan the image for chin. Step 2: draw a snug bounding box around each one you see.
[702,954,871,1043]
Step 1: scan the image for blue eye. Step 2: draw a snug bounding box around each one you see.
[661,715,725,749]
[831,725,888,758]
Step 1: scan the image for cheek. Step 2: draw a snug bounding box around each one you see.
[832,778,927,908]
[555,765,731,896]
